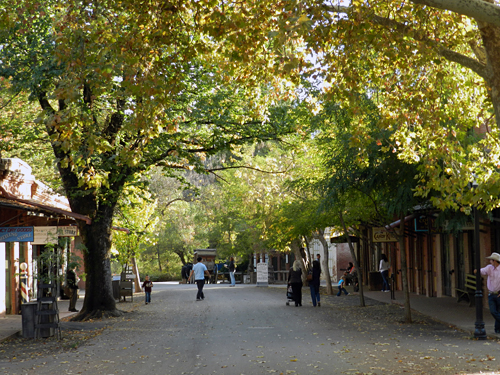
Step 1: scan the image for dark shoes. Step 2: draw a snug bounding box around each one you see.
[69,309,78,312]
[317,302,321,307]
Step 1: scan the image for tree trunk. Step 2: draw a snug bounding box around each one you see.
[131,257,141,292]
[339,211,365,307]
[478,23,500,125]
[72,203,121,320]
[157,242,162,271]
[303,236,313,271]
[398,212,412,323]
[316,229,334,295]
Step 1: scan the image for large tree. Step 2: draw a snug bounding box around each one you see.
[0,1,299,319]
[301,0,500,212]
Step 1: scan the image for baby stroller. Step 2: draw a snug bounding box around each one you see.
[286,284,294,306]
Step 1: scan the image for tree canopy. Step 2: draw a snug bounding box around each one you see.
[299,0,500,212]
[0,0,302,319]
[3,0,500,320]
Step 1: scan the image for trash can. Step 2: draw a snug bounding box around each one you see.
[21,302,37,338]
[112,275,121,300]
[21,302,54,338]
[369,271,383,291]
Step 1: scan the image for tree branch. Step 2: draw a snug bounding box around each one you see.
[370,14,490,80]
[209,170,228,183]
[322,4,491,81]
[322,1,500,28]
[0,90,21,110]
[410,0,500,28]
[207,165,290,174]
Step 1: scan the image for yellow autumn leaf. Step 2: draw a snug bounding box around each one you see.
[297,14,309,24]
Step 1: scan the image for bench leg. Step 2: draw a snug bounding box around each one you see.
[468,294,475,307]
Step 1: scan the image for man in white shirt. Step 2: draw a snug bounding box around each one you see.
[479,252,500,333]
[189,257,210,301]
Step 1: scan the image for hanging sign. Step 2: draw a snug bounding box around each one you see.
[414,216,438,232]
[0,227,34,242]
[57,226,79,237]
[372,227,398,242]
[32,226,58,245]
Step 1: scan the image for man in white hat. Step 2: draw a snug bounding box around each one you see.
[479,252,500,333]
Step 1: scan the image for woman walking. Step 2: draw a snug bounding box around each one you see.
[379,254,390,292]
[288,260,303,306]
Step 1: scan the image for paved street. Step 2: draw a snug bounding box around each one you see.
[2,283,500,374]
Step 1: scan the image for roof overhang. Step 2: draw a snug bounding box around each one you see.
[0,196,91,225]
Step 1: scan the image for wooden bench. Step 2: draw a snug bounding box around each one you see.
[456,273,478,307]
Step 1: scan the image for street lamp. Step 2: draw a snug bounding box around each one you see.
[472,181,487,340]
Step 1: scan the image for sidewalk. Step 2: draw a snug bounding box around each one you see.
[362,288,500,339]
[0,291,85,342]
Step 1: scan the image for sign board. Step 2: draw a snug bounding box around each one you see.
[57,226,79,237]
[32,226,58,245]
[414,216,438,232]
[256,262,268,286]
[0,227,34,242]
[372,227,398,243]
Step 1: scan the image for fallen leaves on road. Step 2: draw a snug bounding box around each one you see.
[0,327,105,362]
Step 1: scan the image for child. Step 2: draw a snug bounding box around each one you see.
[141,275,153,304]
[337,275,349,297]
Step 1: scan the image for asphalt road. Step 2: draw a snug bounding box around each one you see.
[3,283,500,374]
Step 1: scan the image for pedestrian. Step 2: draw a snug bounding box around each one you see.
[316,253,321,263]
[309,259,321,307]
[141,275,153,305]
[188,256,210,301]
[181,264,189,283]
[337,274,349,296]
[345,262,355,284]
[479,252,500,333]
[288,260,303,307]
[229,257,236,287]
[186,263,193,284]
[379,254,390,292]
[347,261,354,274]
[345,261,359,292]
[66,268,79,312]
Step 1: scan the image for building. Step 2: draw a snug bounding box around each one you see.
[351,210,499,307]
[0,158,89,316]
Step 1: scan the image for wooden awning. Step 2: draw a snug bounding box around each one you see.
[0,196,91,225]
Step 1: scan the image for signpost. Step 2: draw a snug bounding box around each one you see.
[256,262,268,287]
